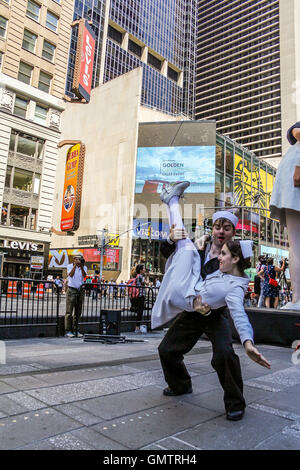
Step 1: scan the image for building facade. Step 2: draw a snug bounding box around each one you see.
[131,132,289,279]
[196,0,300,167]
[50,68,287,282]
[65,0,197,117]
[0,0,74,278]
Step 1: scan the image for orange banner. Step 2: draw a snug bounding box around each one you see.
[60,144,81,231]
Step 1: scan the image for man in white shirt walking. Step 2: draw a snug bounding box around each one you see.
[64,254,87,338]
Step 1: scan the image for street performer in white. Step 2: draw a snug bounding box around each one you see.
[152,181,271,421]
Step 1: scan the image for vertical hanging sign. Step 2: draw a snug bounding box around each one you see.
[60,143,85,231]
[72,19,96,102]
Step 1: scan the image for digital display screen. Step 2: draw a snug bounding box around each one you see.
[135,146,216,194]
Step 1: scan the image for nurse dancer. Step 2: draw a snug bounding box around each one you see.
[151,182,270,373]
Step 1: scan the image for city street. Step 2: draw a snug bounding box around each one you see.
[0,332,299,451]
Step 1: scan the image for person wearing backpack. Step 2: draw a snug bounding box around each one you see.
[127,265,146,333]
[134,264,146,333]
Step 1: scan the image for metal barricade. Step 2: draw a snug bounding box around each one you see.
[0,277,60,337]
[0,278,160,338]
[80,283,159,331]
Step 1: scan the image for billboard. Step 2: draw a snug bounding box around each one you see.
[72,19,96,102]
[132,219,169,240]
[60,143,85,231]
[30,256,44,270]
[49,248,121,270]
[135,146,215,194]
[234,154,274,216]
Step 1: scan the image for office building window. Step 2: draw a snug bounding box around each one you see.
[1,203,8,225]
[34,104,48,124]
[107,25,122,44]
[128,39,142,58]
[22,29,37,53]
[38,71,52,92]
[42,40,55,62]
[18,62,33,85]
[9,205,30,229]
[9,129,45,159]
[167,67,178,82]
[14,96,28,118]
[0,16,7,38]
[148,52,161,71]
[46,11,59,32]
[5,166,12,187]
[13,168,34,192]
[26,0,40,22]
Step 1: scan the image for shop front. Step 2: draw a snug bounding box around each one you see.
[0,237,49,279]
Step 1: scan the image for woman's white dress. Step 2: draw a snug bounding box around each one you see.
[270,142,300,226]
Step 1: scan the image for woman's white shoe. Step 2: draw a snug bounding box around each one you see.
[160,181,190,204]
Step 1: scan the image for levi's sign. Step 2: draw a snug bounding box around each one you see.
[3,240,38,251]
[72,19,96,102]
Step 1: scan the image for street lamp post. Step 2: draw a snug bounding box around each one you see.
[97,228,108,281]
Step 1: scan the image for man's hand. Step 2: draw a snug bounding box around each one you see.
[293,166,300,187]
[244,340,271,369]
[195,234,211,251]
[169,224,189,242]
[193,295,211,315]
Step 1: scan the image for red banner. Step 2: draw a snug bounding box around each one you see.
[104,248,120,264]
[73,20,96,102]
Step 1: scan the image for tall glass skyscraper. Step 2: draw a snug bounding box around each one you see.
[66,0,196,116]
[196,0,282,163]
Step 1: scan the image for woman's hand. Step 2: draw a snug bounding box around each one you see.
[169,224,189,242]
[193,295,211,315]
[294,166,300,187]
[244,340,271,369]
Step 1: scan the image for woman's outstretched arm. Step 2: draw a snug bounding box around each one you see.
[225,286,271,369]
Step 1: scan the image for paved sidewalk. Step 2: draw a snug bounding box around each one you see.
[0,332,299,450]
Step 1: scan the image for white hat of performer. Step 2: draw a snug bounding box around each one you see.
[212,210,239,228]
[239,240,253,259]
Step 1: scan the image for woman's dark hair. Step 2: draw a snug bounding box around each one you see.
[225,240,252,273]
[267,258,274,265]
[135,264,144,275]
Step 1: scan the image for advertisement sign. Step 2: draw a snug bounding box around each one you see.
[107,234,120,247]
[72,19,96,102]
[60,144,85,231]
[236,211,259,234]
[234,154,274,216]
[30,256,44,270]
[135,146,215,194]
[132,219,169,240]
[49,248,120,270]
[78,234,120,246]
